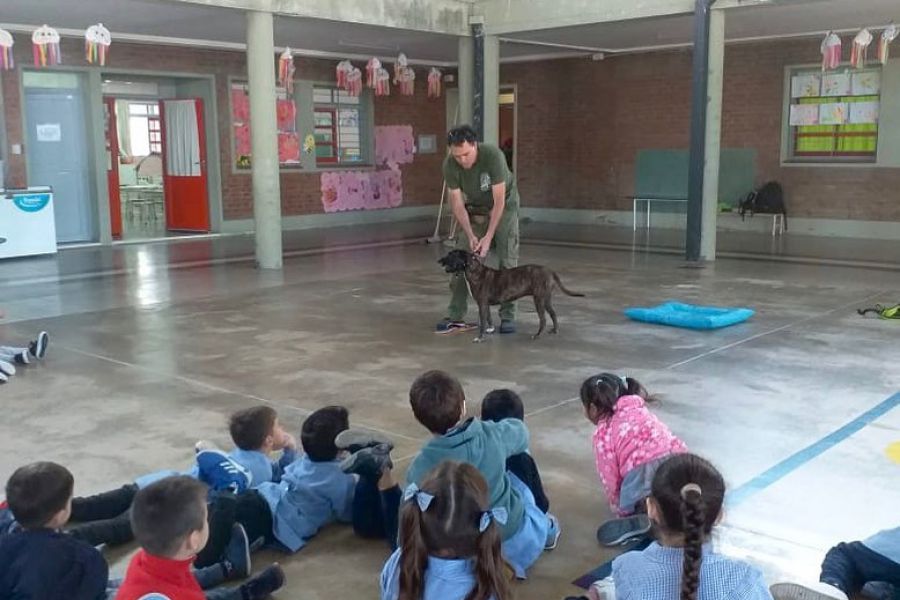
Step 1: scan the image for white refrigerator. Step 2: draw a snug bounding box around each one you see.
[0,187,58,259]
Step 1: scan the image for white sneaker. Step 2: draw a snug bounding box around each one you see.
[771,582,849,600]
[195,440,217,453]
[0,359,15,378]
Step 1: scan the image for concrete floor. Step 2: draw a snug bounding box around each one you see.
[1,221,899,599]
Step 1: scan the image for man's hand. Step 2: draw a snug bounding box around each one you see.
[468,235,480,253]
[474,235,492,257]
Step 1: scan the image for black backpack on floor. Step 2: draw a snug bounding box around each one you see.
[739,181,787,229]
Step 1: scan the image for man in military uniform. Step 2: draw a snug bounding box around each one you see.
[436,125,520,334]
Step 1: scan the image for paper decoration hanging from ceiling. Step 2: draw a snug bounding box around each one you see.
[428,68,442,98]
[32,25,61,67]
[398,66,415,96]
[850,28,873,68]
[346,66,363,97]
[393,53,408,83]
[336,60,352,90]
[278,47,295,93]
[85,23,110,65]
[0,29,14,71]
[821,31,841,70]
[366,57,381,89]
[878,24,899,64]
[374,67,391,96]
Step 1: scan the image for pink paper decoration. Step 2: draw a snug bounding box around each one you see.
[851,28,873,68]
[336,60,352,90]
[278,47,295,93]
[393,53,408,84]
[346,67,363,97]
[398,67,415,96]
[428,68,442,98]
[234,124,251,156]
[276,99,296,130]
[821,32,841,71]
[0,29,14,71]
[231,88,250,122]
[366,57,381,88]
[374,67,391,97]
[320,169,404,213]
[375,125,415,168]
[278,132,300,163]
[32,25,61,67]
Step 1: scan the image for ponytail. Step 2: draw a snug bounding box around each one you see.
[679,485,706,600]
[398,503,429,600]
[467,521,512,600]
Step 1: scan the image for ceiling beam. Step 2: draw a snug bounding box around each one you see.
[478,0,695,35]
[160,0,472,36]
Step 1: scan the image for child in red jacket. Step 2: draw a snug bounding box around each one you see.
[116,476,285,600]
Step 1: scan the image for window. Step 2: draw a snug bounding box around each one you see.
[313,86,365,166]
[128,102,161,155]
[787,67,881,163]
[230,82,300,169]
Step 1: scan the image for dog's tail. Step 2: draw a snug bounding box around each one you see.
[552,272,585,297]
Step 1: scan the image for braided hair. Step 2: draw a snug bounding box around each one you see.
[649,454,726,600]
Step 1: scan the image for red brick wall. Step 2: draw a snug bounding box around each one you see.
[1,35,445,221]
[502,38,900,220]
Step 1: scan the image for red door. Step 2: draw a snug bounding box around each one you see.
[160,98,210,232]
[104,97,123,238]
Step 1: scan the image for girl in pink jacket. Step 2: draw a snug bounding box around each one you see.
[580,373,687,546]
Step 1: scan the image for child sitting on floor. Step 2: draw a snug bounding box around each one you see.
[381,460,514,600]
[581,373,687,546]
[576,453,772,600]
[115,476,285,600]
[219,405,298,487]
[771,525,900,600]
[481,388,550,513]
[0,329,49,383]
[0,461,108,600]
[196,405,401,567]
[406,370,560,579]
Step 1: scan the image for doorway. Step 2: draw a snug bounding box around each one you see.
[23,71,95,243]
[499,86,517,172]
[103,77,210,240]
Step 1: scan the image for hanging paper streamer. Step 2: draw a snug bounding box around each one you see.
[336,60,352,90]
[393,53,408,84]
[398,66,415,96]
[427,68,442,98]
[366,57,381,89]
[278,47,295,93]
[821,31,841,71]
[85,23,111,66]
[878,24,899,64]
[346,66,363,97]
[32,25,61,67]
[0,29,14,71]
[850,28,873,68]
[375,67,391,97]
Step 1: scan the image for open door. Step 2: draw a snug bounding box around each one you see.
[104,97,122,239]
[160,98,209,232]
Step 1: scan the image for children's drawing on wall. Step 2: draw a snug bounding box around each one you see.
[819,102,848,125]
[231,82,300,168]
[821,72,851,97]
[320,124,415,213]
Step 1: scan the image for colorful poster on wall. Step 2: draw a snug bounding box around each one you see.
[849,101,879,124]
[851,71,881,95]
[789,104,820,126]
[374,125,415,168]
[791,73,821,98]
[821,73,852,97]
[320,168,403,213]
[231,82,299,167]
[819,102,848,125]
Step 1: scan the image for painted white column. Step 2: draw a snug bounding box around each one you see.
[482,34,500,146]
[700,7,725,261]
[457,35,474,127]
[246,10,283,269]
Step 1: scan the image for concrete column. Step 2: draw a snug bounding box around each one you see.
[700,8,724,261]
[482,34,500,146]
[457,36,474,126]
[87,70,113,245]
[246,10,283,269]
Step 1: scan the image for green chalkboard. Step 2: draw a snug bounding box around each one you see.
[633,148,756,208]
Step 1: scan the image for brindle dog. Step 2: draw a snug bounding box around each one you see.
[439,249,585,342]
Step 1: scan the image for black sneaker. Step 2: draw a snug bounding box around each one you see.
[596,514,651,546]
[223,524,251,580]
[13,351,29,365]
[335,429,394,454]
[499,319,516,334]
[340,444,393,479]
[29,332,49,360]
[435,318,467,333]
[240,564,285,600]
